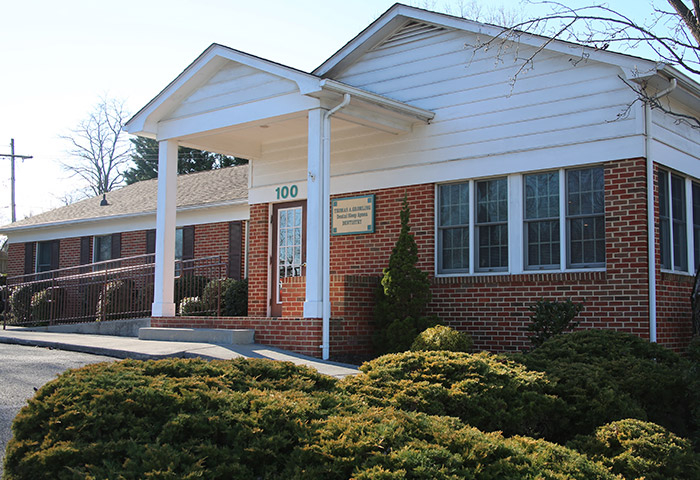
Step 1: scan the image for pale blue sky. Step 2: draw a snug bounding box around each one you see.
[0,0,667,225]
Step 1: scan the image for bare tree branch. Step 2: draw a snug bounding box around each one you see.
[468,1,700,128]
[61,97,131,196]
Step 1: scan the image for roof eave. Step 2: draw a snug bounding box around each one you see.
[0,199,249,236]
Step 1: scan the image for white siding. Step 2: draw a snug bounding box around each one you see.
[651,96,700,178]
[165,62,298,121]
[251,26,699,200]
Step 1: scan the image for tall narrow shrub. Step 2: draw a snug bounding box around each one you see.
[374,195,436,353]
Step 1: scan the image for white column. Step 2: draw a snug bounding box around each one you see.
[152,140,178,317]
[304,108,326,318]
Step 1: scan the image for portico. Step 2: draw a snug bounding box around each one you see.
[125,43,433,359]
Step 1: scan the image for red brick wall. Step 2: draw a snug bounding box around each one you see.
[7,221,247,280]
[152,316,323,357]
[121,231,146,259]
[248,204,270,317]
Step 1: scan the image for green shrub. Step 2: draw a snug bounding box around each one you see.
[519,329,693,442]
[201,278,237,315]
[374,196,436,354]
[30,287,65,322]
[568,419,700,480]
[174,274,210,307]
[287,408,617,480]
[95,279,137,321]
[410,325,472,352]
[686,336,700,448]
[178,296,205,316]
[341,350,562,438]
[7,283,44,324]
[527,298,584,348]
[222,278,248,316]
[4,358,343,480]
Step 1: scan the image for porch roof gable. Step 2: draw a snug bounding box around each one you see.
[125,43,433,144]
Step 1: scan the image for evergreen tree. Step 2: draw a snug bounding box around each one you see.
[374,195,437,354]
[124,137,247,184]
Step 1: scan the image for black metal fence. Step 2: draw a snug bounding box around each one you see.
[1,254,227,328]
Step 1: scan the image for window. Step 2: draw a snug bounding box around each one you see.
[566,167,605,268]
[660,169,694,273]
[94,235,112,263]
[436,166,605,275]
[437,182,469,272]
[476,178,508,271]
[693,183,700,271]
[35,241,55,273]
[524,171,560,269]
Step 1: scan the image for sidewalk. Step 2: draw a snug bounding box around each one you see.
[0,327,359,379]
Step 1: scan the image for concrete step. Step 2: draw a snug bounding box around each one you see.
[138,327,254,345]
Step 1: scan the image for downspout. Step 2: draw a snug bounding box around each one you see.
[321,94,351,360]
[645,77,676,343]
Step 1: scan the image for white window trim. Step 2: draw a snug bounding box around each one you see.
[659,169,696,276]
[35,241,52,273]
[435,166,607,278]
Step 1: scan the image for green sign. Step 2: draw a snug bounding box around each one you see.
[332,194,375,235]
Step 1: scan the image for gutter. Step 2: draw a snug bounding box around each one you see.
[320,93,351,361]
[645,77,677,343]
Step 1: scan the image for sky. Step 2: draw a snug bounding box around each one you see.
[0,0,664,230]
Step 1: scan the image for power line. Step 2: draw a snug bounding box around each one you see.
[0,139,33,223]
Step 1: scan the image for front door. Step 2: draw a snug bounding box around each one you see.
[271,201,306,316]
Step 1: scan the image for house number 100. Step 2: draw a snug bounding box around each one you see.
[275,185,298,200]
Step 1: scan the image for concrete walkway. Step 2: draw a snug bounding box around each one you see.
[0,327,359,379]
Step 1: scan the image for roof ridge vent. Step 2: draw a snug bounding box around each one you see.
[372,21,446,51]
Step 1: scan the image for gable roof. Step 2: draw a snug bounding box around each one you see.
[0,165,248,234]
[313,3,700,99]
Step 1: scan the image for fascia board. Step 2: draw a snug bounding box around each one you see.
[0,200,250,237]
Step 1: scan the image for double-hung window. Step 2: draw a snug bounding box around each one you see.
[93,235,113,263]
[476,178,508,271]
[659,169,694,272]
[436,165,605,275]
[566,167,605,268]
[524,171,560,269]
[437,182,469,272]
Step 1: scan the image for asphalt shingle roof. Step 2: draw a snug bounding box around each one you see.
[0,165,248,231]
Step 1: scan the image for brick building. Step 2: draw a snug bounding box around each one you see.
[0,165,249,282]
[6,4,700,359]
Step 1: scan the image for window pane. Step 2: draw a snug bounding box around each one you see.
[526,219,560,268]
[659,170,671,269]
[175,228,183,261]
[438,183,469,272]
[476,178,507,271]
[94,236,112,263]
[476,178,507,223]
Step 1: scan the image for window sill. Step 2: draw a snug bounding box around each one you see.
[433,269,606,285]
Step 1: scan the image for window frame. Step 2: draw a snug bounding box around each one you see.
[435,165,606,277]
[35,241,54,273]
[93,235,113,264]
[659,168,696,274]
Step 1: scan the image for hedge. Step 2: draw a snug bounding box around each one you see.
[342,350,562,438]
[516,329,694,442]
[4,358,343,480]
[568,419,700,480]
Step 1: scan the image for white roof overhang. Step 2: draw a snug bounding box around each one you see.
[125,43,433,158]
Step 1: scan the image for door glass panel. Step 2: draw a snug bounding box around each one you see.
[277,206,304,303]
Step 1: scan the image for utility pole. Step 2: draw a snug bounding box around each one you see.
[0,139,33,223]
